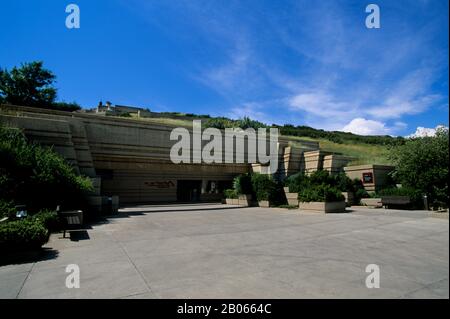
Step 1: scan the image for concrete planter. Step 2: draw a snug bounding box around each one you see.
[298,201,346,213]
[285,192,299,207]
[342,192,355,206]
[283,187,299,207]
[360,198,382,208]
[231,199,239,205]
[238,194,252,207]
[225,198,234,204]
[258,200,270,208]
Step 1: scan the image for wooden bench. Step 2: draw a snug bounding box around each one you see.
[381,196,411,209]
[57,210,84,238]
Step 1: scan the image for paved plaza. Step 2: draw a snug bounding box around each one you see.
[1,204,448,299]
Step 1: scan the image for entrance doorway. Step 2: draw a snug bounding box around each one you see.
[177,180,202,202]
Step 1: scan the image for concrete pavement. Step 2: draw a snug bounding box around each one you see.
[1,204,448,298]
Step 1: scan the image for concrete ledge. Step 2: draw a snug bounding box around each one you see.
[428,212,449,219]
[258,200,270,208]
[360,198,382,208]
[299,201,346,213]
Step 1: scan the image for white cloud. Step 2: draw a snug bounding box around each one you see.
[341,118,392,136]
[406,125,449,138]
[288,92,356,118]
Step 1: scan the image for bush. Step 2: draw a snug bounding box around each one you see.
[352,179,369,203]
[0,199,16,219]
[332,173,354,192]
[233,174,253,195]
[224,189,238,199]
[388,128,448,208]
[309,170,334,186]
[31,209,60,232]
[298,184,344,202]
[0,219,49,250]
[0,125,93,211]
[284,172,311,193]
[251,173,277,202]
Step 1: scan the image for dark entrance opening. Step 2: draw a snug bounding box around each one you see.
[177,180,202,202]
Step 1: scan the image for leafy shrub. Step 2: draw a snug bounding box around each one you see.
[0,219,49,250]
[233,174,253,195]
[0,125,93,211]
[31,209,60,232]
[298,184,344,202]
[251,173,277,202]
[0,199,16,219]
[224,189,238,199]
[388,128,448,208]
[309,170,334,186]
[352,178,369,203]
[284,172,311,193]
[332,173,354,192]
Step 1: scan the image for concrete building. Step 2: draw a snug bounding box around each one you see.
[1,104,375,204]
[344,164,395,192]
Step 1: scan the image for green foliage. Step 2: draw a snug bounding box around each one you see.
[353,178,370,203]
[119,112,132,117]
[233,174,253,195]
[224,189,238,199]
[274,124,404,146]
[0,199,16,219]
[286,170,351,203]
[251,173,277,202]
[388,128,449,208]
[31,209,60,232]
[0,125,93,211]
[204,116,267,130]
[298,184,344,202]
[0,219,49,250]
[331,173,354,192]
[284,172,310,193]
[53,101,81,112]
[0,61,81,111]
[309,170,334,186]
[0,61,56,107]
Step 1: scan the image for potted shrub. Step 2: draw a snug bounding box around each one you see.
[251,173,277,207]
[298,184,346,213]
[283,173,311,207]
[233,174,253,206]
[223,189,238,205]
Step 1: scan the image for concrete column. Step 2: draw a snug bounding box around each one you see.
[201,179,208,194]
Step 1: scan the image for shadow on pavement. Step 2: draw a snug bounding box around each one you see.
[0,247,59,266]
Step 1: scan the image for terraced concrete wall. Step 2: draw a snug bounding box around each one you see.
[1,105,312,203]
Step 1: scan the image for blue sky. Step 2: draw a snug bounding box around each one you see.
[0,0,448,136]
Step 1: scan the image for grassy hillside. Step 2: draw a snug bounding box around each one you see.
[125,113,393,166]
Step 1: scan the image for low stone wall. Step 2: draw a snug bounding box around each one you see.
[299,201,346,213]
[360,198,382,208]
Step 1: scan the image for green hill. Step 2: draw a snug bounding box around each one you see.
[121,112,396,166]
